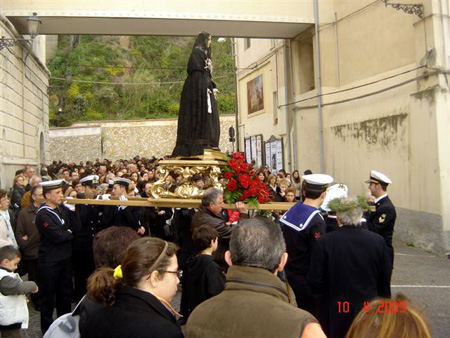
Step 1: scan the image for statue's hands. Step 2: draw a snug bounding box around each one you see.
[213,88,219,99]
[205,58,213,73]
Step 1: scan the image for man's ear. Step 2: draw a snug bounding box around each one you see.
[277,252,288,272]
[225,250,233,267]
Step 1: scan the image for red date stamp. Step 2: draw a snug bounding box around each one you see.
[337,301,407,313]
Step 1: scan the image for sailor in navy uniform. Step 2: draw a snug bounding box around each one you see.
[102,178,145,235]
[35,179,81,334]
[364,170,397,268]
[280,174,333,318]
[73,175,102,301]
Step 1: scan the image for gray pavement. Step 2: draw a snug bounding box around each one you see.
[390,239,450,338]
[18,239,450,338]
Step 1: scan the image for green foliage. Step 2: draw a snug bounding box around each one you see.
[224,189,243,205]
[328,195,369,213]
[48,35,235,126]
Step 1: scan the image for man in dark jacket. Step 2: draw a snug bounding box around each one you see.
[364,170,397,268]
[15,185,43,310]
[73,175,103,301]
[102,178,144,235]
[307,196,392,338]
[186,218,326,338]
[191,188,248,270]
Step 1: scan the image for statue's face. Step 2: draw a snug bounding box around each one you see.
[206,35,212,48]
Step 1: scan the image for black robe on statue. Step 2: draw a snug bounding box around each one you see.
[172,46,220,157]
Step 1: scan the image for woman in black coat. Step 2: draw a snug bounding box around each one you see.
[10,174,26,220]
[83,237,183,338]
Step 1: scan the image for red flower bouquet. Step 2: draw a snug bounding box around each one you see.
[222,152,270,207]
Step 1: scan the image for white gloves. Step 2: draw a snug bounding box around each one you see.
[118,195,128,210]
[63,197,76,212]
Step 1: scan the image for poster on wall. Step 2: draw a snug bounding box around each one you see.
[247,74,264,114]
[264,135,284,174]
[251,136,257,162]
[265,143,271,169]
[256,135,263,168]
[245,135,264,166]
[270,142,277,172]
[245,138,252,163]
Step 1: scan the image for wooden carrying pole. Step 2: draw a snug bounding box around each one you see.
[50,197,295,211]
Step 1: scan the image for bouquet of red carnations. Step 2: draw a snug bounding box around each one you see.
[222,152,270,207]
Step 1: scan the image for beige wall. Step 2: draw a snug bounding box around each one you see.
[235,2,450,254]
[49,115,236,163]
[3,0,314,20]
[0,15,50,190]
[236,38,292,168]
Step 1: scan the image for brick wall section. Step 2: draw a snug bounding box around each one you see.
[49,115,236,162]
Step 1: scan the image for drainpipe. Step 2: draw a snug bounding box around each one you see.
[283,41,292,172]
[314,0,325,173]
[289,39,298,170]
[232,38,240,152]
[22,50,26,158]
[335,12,341,87]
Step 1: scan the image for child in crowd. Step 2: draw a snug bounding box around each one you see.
[0,245,38,338]
[285,187,297,203]
[275,178,291,202]
[180,225,225,323]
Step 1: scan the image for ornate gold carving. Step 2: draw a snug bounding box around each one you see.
[150,150,228,199]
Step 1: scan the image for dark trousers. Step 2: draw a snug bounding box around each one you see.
[73,250,95,302]
[287,273,321,320]
[23,258,40,307]
[38,258,73,334]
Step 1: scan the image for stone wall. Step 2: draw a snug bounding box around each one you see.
[49,115,236,162]
[0,15,50,190]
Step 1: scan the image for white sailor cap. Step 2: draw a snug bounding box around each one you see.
[80,175,99,186]
[113,177,131,189]
[302,174,334,193]
[40,179,64,193]
[365,170,392,185]
[321,183,349,212]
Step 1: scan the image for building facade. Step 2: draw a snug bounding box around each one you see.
[0,14,50,190]
[235,1,449,254]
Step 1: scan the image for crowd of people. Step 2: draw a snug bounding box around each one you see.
[0,157,432,338]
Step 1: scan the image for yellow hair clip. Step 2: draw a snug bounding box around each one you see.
[113,265,123,280]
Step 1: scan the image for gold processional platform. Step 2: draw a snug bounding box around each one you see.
[61,150,293,211]
[150,149,227,202]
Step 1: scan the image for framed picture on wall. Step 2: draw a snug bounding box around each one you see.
[247,75,264,114]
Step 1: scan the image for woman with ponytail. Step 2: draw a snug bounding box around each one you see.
[83,237,183,338]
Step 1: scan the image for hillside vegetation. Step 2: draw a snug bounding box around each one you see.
[47,35,235,127]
